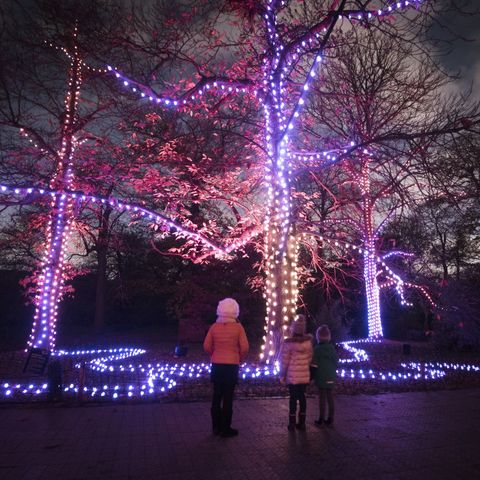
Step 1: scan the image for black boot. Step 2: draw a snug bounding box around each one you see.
[211,407,221,435]
[220,404,238,437]
[296,412,306,430]
[288,414,296,432]
[221,427,239,437]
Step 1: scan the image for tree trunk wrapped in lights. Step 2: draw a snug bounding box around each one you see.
[28,30,83,351]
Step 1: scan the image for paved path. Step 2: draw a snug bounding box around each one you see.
[0,389,479,480]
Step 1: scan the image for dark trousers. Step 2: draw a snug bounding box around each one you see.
[318,388,334,420]
[210,364,238,432]
[288,384,307,415]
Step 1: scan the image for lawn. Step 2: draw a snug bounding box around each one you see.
[1,338,479,404]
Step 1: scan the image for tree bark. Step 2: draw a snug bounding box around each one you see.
[94,205,112,333]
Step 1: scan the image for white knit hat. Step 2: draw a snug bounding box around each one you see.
[216,298,240,318]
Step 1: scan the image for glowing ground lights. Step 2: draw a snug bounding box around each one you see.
[1,339,479,402]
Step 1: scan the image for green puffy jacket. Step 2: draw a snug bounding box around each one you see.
[312,342,337,389]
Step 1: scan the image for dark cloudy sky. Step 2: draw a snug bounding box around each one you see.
[436,0,480,95]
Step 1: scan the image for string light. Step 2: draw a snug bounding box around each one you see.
[27,28,83,351]
[18,128,49,155]
[301,232,438,334]
[0,183,253,256]
[2,338,478,402]
[44,40,108,74]
[107,66,256,110]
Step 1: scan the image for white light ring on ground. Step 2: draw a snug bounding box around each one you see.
[2,339,479,400]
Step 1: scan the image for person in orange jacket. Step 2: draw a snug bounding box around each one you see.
[203,297,249,437]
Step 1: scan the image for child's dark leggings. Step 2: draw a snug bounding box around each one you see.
[318,388,334,420]
[288,384,307,414]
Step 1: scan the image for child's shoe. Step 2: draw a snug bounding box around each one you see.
[296,413,306,430]
[221,427,239,437]
[288,414,296,431]
[314,418,324,427]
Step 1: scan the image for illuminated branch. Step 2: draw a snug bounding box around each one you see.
[405,282,440,309]
[382,250,415,260]
[44,40,108,74]
[300,229,416,308]
[0,184,228,256]
[18,128,57,159]
[107,66,257,110]
[301,120,480,174]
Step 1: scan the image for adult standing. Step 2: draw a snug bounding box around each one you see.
[203,297,249,437]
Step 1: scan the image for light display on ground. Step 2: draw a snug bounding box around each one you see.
[1,339,478,402]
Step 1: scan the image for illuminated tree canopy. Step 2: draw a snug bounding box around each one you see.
[0,0,479,361]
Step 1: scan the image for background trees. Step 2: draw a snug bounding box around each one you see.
[0,0,265,348]
[293,27,478,339]
[0,1,147,344]
[0,0,479,354]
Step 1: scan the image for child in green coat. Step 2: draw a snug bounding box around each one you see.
[312,325,337,426]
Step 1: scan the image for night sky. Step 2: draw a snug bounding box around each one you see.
[436,0,480,95]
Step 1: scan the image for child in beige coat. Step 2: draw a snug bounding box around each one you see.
[279,316,313,431]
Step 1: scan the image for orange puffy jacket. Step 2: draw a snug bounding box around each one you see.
[203,322,249,365]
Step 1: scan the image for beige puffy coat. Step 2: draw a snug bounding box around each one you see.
[280,335,313,385]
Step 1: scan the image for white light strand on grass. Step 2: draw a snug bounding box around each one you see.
[54,347,146,357]
[0,334,474,401]
[2,338,480,401]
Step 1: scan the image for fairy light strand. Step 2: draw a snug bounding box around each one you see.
[0,183,265,256]
[2,337,479,402]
